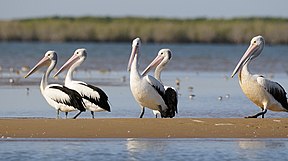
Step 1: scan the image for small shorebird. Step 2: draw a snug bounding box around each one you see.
[128,38,177,118]
[231,35,288,118]
[141,49,178,118]
[54,48,110,118]
[24,51,85,119]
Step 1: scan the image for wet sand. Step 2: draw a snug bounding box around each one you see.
[0,118,288,138]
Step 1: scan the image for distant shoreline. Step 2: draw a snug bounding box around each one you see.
[0,17,288,44]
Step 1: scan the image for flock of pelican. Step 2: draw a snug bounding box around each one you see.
[24,35,288,119]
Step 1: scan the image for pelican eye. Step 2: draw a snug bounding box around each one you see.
[254,40,256,44]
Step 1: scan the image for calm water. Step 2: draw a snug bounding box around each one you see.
[0,138,288,161]
[1,42,288,160]
[0,41,288,72]
[1,71,288,118]
[0,42,288,118]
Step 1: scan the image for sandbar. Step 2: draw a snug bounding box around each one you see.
[0,118,288,138]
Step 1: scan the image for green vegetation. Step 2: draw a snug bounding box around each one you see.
[0,17,288,44]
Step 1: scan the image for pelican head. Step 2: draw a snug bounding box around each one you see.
[53,48,87,77]
[231,35,265,78]
[141,49,172,76]
[24,51,57,78]
[127,38,141,72]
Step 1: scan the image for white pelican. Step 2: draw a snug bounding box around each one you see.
[24,51,86,119]
[231,35,288,118]
[141,49,178,118]
[127,38,177,118]
[53,48,111,118]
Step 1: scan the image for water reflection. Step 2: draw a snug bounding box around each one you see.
[126,138,168,161]
[238,140,285,150]
[1,139,288,161]
[237,139,287,160]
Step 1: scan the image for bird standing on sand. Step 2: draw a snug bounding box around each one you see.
[24,51,85,119]
[53,48,111,118]
[141,49,178,118]
[128,38,177,118]
[231,35,288,118]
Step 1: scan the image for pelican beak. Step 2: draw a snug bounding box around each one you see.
[231,43,259,78]
[24,55,50,78]
[127,45,138,72]
[53,54,79,77]
[141,54,164,76]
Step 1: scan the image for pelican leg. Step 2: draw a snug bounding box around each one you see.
[91,111,95,119]
[155,114,158,118]
[56,109,60,119]
[245,109,267,118]
[73,111,82,119]
[139,107,145,118]
[261,109,267,118]
[65,112,68,119]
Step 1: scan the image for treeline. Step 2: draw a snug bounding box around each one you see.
[0,17,288,44]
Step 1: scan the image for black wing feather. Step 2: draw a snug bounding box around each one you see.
[151,84,165,98]
[162,87,178,118]
[266,82,288,111]
[50,85,86,112]
[79,83,111,112]
[165,87,178,114]
[146,75,177,118]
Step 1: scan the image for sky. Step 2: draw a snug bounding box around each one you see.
[0,0,287,20]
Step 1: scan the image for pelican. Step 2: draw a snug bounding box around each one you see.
[141,49,178,118]
[127,38,177,118]
[24,51,86,119]
[53,48,111,118]
[231,35,288,118]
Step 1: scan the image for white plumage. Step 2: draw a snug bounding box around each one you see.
[54,48,110,118]
[231,35,288,118]
[24,51,85,119]
[141,49,178,118]
[42,84,80,112]
[128,38,176,118]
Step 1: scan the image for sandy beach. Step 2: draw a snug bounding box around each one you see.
[0,118,288,138]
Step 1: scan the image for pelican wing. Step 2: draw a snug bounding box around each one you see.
[164,86,178,114]
[77,82,111,112]
[145,75,165,97]
[257,76,288,110]
[46,84,86,112]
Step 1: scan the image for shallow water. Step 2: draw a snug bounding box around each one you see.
[1,42,288,160]
[1,71,288,119]
[0,138,288,161]
[0,42,287,118]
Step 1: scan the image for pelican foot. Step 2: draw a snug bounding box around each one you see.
[244,115,258,118]
[245,109,267,118]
